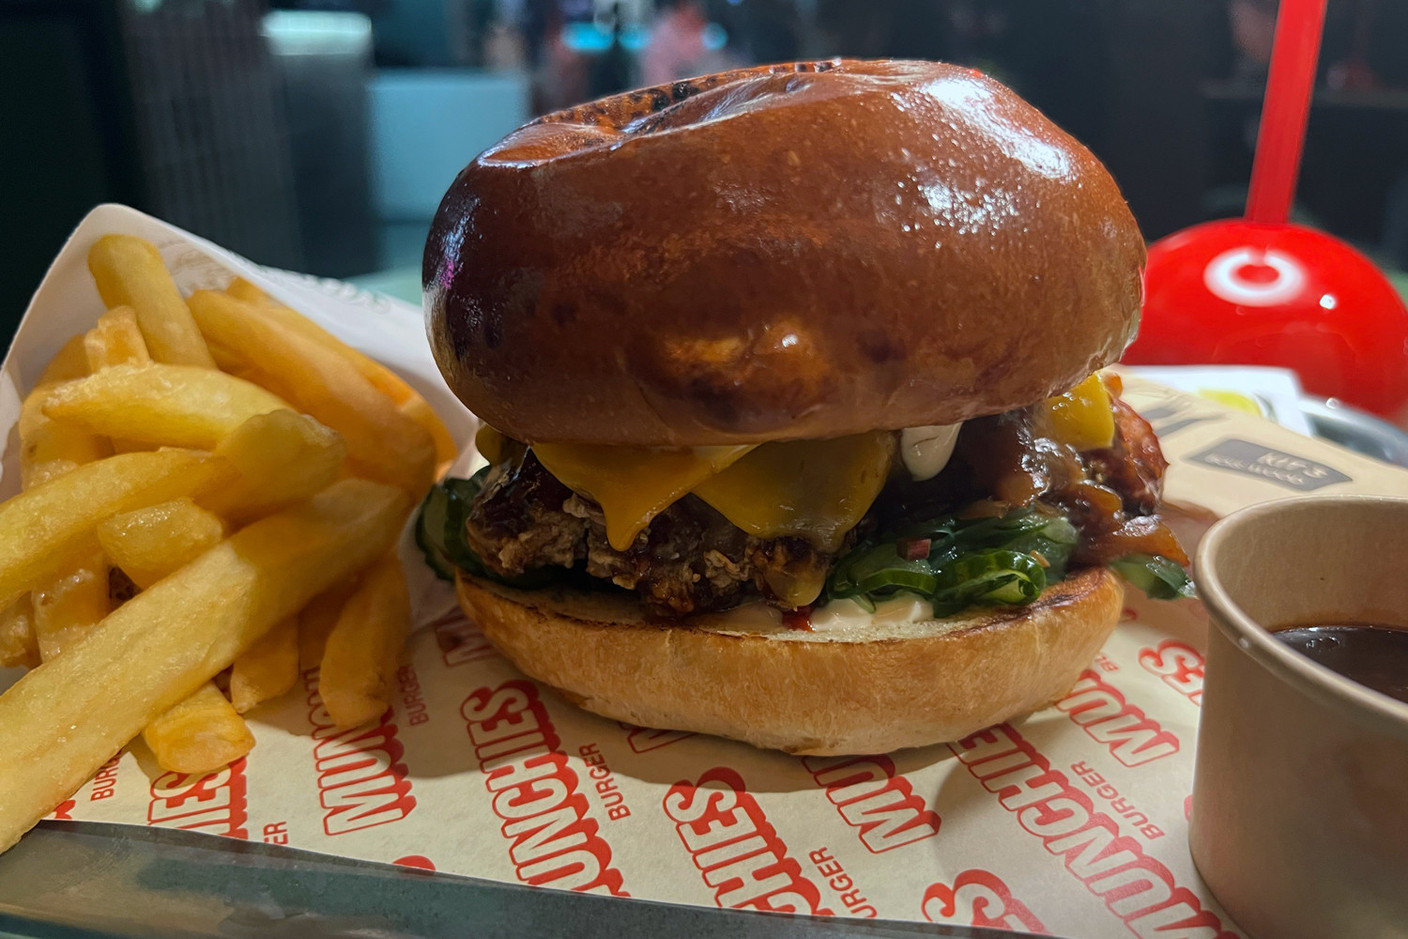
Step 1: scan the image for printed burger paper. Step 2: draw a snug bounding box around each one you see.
[6,206,1408,937]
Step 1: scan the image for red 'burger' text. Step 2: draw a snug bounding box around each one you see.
[578,743,630,820]
[89,753,121,802]
[808,846,878,917]
[462,679,628,896]
[664,766,832,916]
[1071,761,1164,840]
[949,725,1236,938]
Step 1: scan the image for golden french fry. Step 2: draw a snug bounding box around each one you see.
[0,597,38,670]
[84,306,152,371]
[0,478,411,852]
[37,336,90,385]
[141,682,255,774]
[76,307,152,453]
[32,550,109,661]
[229,283,416,399]
[230,615,298,713]
[399,395,458,474]
[0,448,233,611]
[86,235,216,368]
[78,303,157,452]
[100,497,243,771]
[298,576,359,672]
[225,286,458,470]
[18,385,112,490]
[198,410,346,522]
[319,552,411,729]
[96,498,225,590]
[41,363,291,450]
[187,290,435,495]
[224,277,267,304]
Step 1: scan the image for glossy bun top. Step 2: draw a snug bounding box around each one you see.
[425,60,1144,445]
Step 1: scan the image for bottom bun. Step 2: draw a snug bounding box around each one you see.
[456,567,1125,756]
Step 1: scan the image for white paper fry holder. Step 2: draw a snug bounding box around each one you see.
[6,204,1408,937]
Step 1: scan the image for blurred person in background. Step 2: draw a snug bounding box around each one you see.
[641,0,738,86]
[532,2,591,112]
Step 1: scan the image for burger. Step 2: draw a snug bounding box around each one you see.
[419,60,1190,755]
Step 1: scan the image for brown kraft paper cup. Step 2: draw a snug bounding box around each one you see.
[1192,495,1408,938]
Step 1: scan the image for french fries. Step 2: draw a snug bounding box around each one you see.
[103,497,244,772]
[86,235,216,368]
[37,335,91,385]
[223,276,268,305]
[187,290,436,494]
[0,479,412,851]
[199,410,346,522]
[96,498,225,590]
[42,363,290,450]
[0,597,38,670]
[0,233,454,855]
[0,449,233,610]
[401,395,458,474]
[31,550,109,661]
[298,576,359,672]
[142,682,256,774]
[18,385,112,489]
[84,306,152,371]
[223,279,456,470]
[229,615,299,714]
[319,553,412,729]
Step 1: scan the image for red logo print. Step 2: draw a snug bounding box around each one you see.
[664,767,832,916]
[923,869,1046,932]
[1055,670,1181,766]
[148,758,249,839]
[306,671,417,835]
[462,680,629,896]
[801,754,941,852]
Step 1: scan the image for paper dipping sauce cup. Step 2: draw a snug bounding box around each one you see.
[1191,495,1408,938]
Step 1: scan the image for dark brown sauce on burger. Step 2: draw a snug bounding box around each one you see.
[1273,624,1408,704]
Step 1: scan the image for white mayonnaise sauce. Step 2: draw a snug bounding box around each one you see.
[809,593,935,632]
[899,423,962,481]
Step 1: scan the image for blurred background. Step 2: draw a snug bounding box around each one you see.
[6,0,1408,339]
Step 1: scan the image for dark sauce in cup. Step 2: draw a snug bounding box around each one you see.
[1273,624,1408,704]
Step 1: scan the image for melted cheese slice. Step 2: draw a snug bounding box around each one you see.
[531,442,753,550]
[530,428,897,589]
[1043,373,1115,450]
[691,431,896,555]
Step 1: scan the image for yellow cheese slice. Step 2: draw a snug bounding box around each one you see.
[531,442,754,551]
[691,431,896,556]
[1043,373,1115,451]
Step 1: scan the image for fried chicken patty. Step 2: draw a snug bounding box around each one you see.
[464,391,1181,616]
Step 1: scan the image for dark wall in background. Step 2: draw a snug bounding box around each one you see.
[2,1,141,344]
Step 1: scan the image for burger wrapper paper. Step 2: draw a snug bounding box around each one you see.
[6,205,1408,938]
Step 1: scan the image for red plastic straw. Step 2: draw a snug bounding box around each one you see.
[1245,0,1328,224]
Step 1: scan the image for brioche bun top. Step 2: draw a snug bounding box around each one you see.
[425,59,1144,446]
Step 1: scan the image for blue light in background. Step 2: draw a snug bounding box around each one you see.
[562,22,651,52]
[562,22,728,54]
[701,23,729,50]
